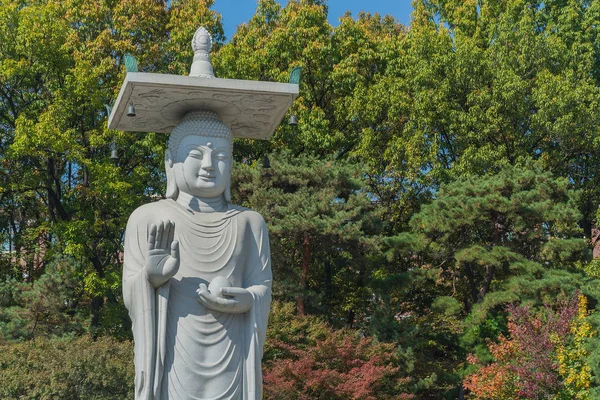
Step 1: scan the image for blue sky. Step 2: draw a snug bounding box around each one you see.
[212,0,414,41]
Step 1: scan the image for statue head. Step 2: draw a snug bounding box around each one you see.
[165,110,233,202]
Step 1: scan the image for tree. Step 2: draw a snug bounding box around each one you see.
[0,0,223,336]
[464,293,595,400]
[1,1,599,398]
[0,257,86,340]
[555,294,596,400]
[231,150,379,322]
[354,0,600,235]
[409,162,587,312]
[213,0,406,159]
[382,163,594,396]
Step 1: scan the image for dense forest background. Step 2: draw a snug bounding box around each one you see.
[1,0,600,398]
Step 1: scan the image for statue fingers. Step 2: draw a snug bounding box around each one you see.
[170,240,180,261]
[166,220,175,247]
[220,287,249,297]
[160,221,170,249]
[156,222,164,249]
[161,220,173,249]
[197,285,236,309]
[197,283,210,298]
[163,219,170,240]
[197,288,219,303]
[196,287,209,305]
[148,224,157,251]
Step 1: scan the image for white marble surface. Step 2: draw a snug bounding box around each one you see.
[117,26,291,399]
[108,72,298,139]
[189,26,215,78]
[123,111,272,400]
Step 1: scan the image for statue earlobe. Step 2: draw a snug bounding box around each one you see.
[165,149,178,199]
[224,174,231,203]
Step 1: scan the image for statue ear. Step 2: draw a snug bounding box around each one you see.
[224,180,231,203]
[165,149,178,199]
[223,165,231,203]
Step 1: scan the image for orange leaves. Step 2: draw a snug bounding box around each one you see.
[464,335,520,399]
[464,295,595,399]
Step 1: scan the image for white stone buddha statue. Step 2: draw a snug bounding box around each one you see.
[123,110,272,399]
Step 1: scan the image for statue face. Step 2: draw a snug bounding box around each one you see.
[172,135,232,199]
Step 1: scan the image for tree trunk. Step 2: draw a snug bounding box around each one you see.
[324,259,332,303]
[346,309,355,328]
[89,252,105,338]
[91,295,103,339]
[296,232,311,316]
[478,265,496,303]
[463,265,478,312]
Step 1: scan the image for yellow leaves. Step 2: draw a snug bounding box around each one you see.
[111,0,168,64]
[12,104,80,159]
[16,2,70,56]
[555,294,596,399]
[0,58,28,80]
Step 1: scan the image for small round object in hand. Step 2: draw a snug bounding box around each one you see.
[208,276,233,298]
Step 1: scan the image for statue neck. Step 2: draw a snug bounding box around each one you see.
[176,191,227,213]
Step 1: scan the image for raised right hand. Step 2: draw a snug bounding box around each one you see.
[146,220,180,288]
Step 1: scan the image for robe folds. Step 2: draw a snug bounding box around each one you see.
[123,199,272,400]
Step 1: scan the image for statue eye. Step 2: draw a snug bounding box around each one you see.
[189,150,203,159]
[215,152,229,160]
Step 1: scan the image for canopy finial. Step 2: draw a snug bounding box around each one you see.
[190,26,214,78]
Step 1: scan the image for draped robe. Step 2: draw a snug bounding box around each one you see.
[123,199,272,400]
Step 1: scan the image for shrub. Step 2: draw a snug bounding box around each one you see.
[0,336,134,399]
[264,302,413,399]
[464,294,596,400]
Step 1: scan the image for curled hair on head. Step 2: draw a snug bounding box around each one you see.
[167,110,233,158]
[165,110,233,202]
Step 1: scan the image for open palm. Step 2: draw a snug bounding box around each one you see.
[146,220,180,288]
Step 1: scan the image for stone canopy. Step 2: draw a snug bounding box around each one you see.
[108,72,299,140]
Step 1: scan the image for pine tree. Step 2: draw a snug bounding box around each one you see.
[231,150,379,322]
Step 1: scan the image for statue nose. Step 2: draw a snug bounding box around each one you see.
[202,157,214,170]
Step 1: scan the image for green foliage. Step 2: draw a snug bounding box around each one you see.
[382,162,597,395]
[0,336,134,399]
[0,257,86,340]
[213,0,406,159]
[0,0,171,338]
[353,0,600,234]
[464,294,597,400]
[264,301,331,361]
[1,0,600,398]
[409,162,588,313]
[432,296,462,317]
[0,0,230,339]
[232,150,380,321]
